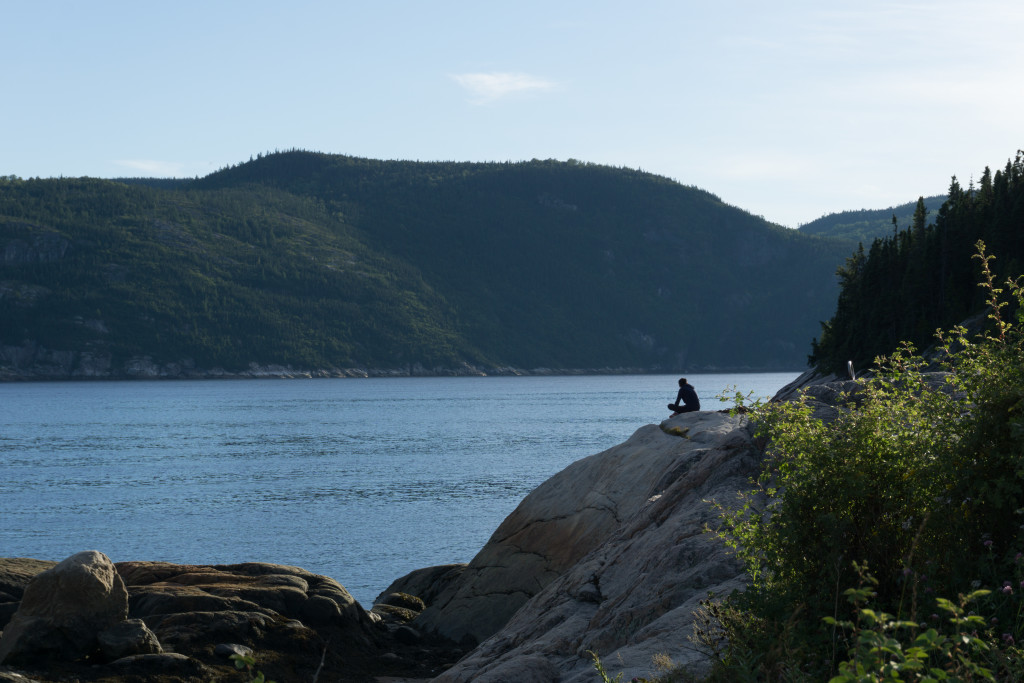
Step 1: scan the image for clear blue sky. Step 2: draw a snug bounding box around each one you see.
[3,1,1021,227]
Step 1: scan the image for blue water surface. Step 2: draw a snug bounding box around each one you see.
[0,372,796,606]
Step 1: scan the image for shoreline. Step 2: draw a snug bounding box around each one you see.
[0,361,806,382]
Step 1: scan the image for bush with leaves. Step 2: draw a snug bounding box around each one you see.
[822,562,1020,682]
[708,242,1024,679]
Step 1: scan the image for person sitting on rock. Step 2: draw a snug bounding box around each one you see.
[668,378,700,415]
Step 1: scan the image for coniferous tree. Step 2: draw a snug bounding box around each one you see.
[812,152,1024,375]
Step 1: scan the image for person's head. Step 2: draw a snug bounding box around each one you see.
[678,377,687,387]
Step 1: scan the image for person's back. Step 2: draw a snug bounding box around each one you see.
[670,378,699,414]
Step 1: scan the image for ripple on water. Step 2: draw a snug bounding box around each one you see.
[0,372,797,605]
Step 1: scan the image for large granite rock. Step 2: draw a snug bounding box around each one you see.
[415,412,750,648]
[420,372,927,680]
[0,551,128,665]
[96,618,162,660]
[376,563,467,610]
[416,411,761,681]
[116,560,383,678]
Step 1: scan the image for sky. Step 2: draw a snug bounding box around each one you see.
[2,1,1022,228]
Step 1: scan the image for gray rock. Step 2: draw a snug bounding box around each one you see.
[415,412,749,647]
[107,652,209,678]
[371,603,419,625]
[773,369,955,425]
[0,550,128,665]
[393,624,422,645]
[116,559,379,660]
[0,604,19,631]
[214,642,253,659]
[97,618,162,661]
[376,563,466,608]
[300,594,341,624]
[141,610,273,651]
[772,367,839,401]
[118,560,371,627]
[431,411,762,682]
[377,592,426,612]
[453,653,562,683]
[0,670,44,682]
[128,583,266,617]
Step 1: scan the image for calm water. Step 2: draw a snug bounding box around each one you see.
[0,372,796,606]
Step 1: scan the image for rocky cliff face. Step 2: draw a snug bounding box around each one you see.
[1,226,70,264]
[409,410,763,681]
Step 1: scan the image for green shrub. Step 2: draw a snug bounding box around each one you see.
[821,562,1022,682]
[708,242,1024,679]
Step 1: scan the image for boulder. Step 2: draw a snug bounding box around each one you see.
[773,367,840,401]
[96,618,162,660]
[105,652,210,678]
[0,557,466,683]
[114,560,394,680]
[371,602,420,626]
[0,555,464,681]
[375,563,466,608]
[116,560,378,655]
[118,560,373,630]
[213,642,253,659]
[431,411,763,682]
[0,551,127,665]
[415,411,750,648]
[139,609,310,653]
[378,592,426,612]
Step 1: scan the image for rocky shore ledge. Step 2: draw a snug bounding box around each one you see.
[0,553,466,682]
[0,372,850,682]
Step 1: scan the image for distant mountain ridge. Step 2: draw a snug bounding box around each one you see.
[1,152,856,378]
[799,194,947,243]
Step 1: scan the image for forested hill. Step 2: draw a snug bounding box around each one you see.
[811,152,1024,375]
[0,152,853,379]
[798,195,947,243]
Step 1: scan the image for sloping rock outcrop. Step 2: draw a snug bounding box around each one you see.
[377,563,468,610]
[415,410,762,681]
[420,373,906,681]
[416,413,751,647]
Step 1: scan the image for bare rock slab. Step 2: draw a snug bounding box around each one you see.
[428,411,762,682]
